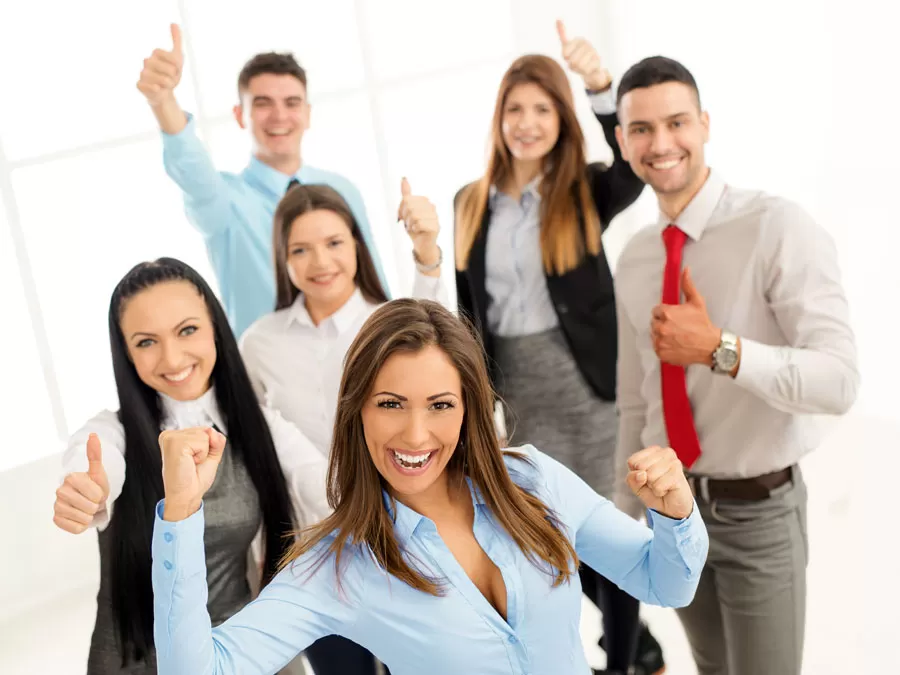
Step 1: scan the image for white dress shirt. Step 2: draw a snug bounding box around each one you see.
[613,170,859,513]
[239,273,446,454]
[61,386,330,530]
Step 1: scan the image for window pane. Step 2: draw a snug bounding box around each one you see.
[204,94,403,295]
[183,0,365,117]
[11,140,217,434]
[376,61,513,296]
[0,0,196,160]
[360,0,515,82]
[0,205,61,471]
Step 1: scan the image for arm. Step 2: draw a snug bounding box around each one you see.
[587,91,645,229]
[531,447,707,609]
[613,290,648,520]
[60,410,127,530]
[153,503,355,675]
[261,407,331,526]
[732,201,859,415]
[238,329,269,404]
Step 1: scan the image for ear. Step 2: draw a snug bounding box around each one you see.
[700,110,710,143]
[233,103,245,130]
[305,102,312,129]
[615,125,629,161]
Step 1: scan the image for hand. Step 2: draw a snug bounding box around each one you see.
[625,446,694,520]
[136,23,184,107]
[53,434,110,534]
[556,19,611,92]
[651,267,721,367]
[397,177,441,268]
[159,427,226,521]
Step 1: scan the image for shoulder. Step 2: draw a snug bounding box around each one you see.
[307,167,363,199]
[722,187,828,247]
[71,409,124,438]
[240,308,292,349]
[617,222,662,269]
[454,180,481,208]
[502,444,555,495]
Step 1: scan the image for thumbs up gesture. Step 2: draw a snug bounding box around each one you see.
[651,266,722,367]
[136,23,184,107]
[159,427,227,522]
[397,178,441,274]
[53,434,110,534]
[625,446,694,520]
[555,19,611,92]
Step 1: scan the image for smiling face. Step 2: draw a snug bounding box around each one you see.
[119,280,216,401]
[616,80,710,199]
[360,345,465,503]
[500,81,561,166]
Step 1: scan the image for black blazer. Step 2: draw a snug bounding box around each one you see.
[454,110,645,401]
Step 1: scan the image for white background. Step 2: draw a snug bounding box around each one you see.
[1,1,897,673]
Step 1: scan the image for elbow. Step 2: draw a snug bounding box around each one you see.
[823,361,861,415]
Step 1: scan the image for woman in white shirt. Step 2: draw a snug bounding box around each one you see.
[240,181,445,453]
[52,257,328,674]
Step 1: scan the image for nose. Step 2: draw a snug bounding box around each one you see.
[400,410,432,450]
[159,338,183,371]
[649,126,676,156]
[309,246,328,267]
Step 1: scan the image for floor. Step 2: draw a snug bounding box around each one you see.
[2,413,896,674]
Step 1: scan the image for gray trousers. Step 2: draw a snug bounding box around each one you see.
[677,465,808,675]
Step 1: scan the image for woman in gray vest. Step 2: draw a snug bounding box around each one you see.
[52,258,330,673]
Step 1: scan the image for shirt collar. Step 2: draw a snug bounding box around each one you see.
[286,288,371,333]
[489,174,543,207]
[656,168,727,241]
[158,386,226,433]
[243,156,303,199]
[385,477,486,549]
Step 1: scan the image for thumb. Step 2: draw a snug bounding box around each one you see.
[682,266,703,305]
[170,23,183,57]
[204,427,227,462]
[626,469,648,496]
[86,434,108,488]
[400,176,412,198]
[555,19,568,44]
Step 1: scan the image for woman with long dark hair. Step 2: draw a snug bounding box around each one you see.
[453,21,662,675]
[52,257,328,673]
[150,298,708,675]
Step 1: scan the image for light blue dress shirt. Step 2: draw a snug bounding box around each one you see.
[161,114,388,338]
[152,446,707,675]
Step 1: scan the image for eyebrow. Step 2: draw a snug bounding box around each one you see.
[373,390,458,401]
[129,317,200,340]
[289,234,344,248]
[628,112,691,128]
[252,95,305,104]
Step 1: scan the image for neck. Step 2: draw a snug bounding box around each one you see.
[256,152,302,177]
[304,285,356,326]
[395,471,468,524]
[503,159,543,198]
[658,166,711,221]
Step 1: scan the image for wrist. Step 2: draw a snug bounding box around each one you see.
[162,499,199,522]
[701,326,723,367]
[413,243,440,267]
[585,72,613,93]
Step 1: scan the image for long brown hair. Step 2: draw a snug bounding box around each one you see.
[272,184,388,310]
[283,299,578,593]
[455,54,601,275]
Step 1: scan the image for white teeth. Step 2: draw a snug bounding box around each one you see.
[392,450,433,467]
[651,158,681,170]
[163,366,193,382]
[268,129,291,136]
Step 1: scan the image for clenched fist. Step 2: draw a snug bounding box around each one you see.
[136,23,184,107]
[159,427,226,522]
[556,19,612,92]
[625,446,694,520]
[398,177,441,272]
[53,433,110,534]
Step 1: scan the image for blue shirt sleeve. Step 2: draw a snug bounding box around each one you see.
[152,501,359,675]
[160,113,235,238]
[525,446,708,608]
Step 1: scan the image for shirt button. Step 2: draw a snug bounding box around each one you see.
[163,532,174,543]
[556,303,568,314]
[163,561,173,571]
[508,635,517,644]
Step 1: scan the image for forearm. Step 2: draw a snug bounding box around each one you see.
[150,93,188,135]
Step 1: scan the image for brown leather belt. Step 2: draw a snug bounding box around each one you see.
[686,466,793,502]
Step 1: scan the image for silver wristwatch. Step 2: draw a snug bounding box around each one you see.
[413,246,442,273]
[711,330,739,374]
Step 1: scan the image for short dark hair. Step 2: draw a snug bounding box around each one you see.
[237,52,307,98]
[617,56,701,109]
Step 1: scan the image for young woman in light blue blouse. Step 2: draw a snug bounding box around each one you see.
[151,299,708,675]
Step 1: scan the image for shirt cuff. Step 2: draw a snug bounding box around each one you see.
[161,111,198,144]
[731,337,778,397]
[152,499,208,582]
[646,500,707,576]
[589,88,616,116]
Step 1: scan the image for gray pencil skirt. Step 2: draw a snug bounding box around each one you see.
[493,327,618,499]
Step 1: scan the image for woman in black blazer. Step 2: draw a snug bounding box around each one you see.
[453,23,663,675]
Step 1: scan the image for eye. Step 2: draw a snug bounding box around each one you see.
[377,399,402,409]
[290,247,306,256]
[671,120,684,129]
[135,338,155,349]
[179,325,198,337]
[431,401,455,411]
[327,239,343,248]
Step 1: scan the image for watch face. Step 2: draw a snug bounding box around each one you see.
[717,348,739,370]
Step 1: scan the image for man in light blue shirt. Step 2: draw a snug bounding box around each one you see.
[137,25,386,337]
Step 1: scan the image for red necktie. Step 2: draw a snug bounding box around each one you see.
[660,225,702,468]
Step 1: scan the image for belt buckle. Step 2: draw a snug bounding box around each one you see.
[687,474,711,503]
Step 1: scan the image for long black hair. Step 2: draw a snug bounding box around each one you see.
[106,257,297,665]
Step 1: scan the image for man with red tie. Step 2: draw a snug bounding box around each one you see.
[610,56,859,675]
